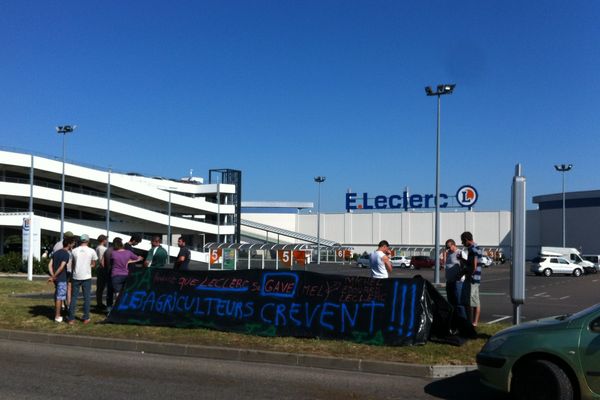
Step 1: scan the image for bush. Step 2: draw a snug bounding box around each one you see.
[0,253,49,275]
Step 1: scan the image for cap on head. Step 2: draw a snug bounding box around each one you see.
[80,234,90,242]
[64,231,74,237]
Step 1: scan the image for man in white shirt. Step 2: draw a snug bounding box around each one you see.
[370,240,393,279]
[68,234,98,324]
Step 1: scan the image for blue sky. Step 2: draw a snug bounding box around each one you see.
[1,1,599,212]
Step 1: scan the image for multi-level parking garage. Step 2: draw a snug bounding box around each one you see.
[0,149,236,262]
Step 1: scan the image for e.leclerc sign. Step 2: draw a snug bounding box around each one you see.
[345,185,478,211]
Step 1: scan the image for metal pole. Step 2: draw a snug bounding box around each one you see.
[106,168,111,239]
[434,94,441,285]
[317,181,321,264]
[217,183,221,243]
[168,191,172,262]
[29,155,34,213]
[562,171,566,247]
[60,132,66,242]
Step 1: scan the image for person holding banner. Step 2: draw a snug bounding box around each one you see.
[369,240,393,279]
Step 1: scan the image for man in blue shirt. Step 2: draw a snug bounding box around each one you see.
[460,231,483,327]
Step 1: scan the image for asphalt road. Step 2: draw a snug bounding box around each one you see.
[0,339,509,400]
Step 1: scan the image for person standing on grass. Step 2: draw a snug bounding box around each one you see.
[173,236,191,271]
[95,234,110,310]
[124,233,144,268]
[460,231,483,327]
[52,231,74,309]
[443,239,469,321]
[48,236,75,323]
[369,240,393,279]
[144,235,168,268]
[110,237,143,304]
[68,234,98,325]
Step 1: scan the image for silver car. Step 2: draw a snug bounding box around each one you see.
[390,256,411,268]
[530,255,584,277]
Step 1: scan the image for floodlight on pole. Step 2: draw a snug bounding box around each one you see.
[425,83,455,285]
[314,176,326,264]
[554,164,573,247]
[56,125,77,242]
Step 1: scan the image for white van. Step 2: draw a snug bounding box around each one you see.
[540,247,596,273]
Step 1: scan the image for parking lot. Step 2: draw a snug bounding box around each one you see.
[294,261,600,324]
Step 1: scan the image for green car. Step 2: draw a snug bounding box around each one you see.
[477,303,600,400]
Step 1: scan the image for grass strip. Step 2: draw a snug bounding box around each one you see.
[0,277,504,365]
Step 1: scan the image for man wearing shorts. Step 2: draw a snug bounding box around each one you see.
[460,231,483,327]
[48,236,75,323]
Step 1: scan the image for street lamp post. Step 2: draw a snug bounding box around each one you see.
[56,125,76,242]
[314,176,326,264]
[554,164,573,247]
[425,84,455,285]
[159,186,177,261]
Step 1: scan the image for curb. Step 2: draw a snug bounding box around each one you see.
[0,328,476,378]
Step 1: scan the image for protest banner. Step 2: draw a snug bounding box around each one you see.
[107,269,454,346]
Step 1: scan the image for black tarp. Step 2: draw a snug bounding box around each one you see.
[106,268,468,346]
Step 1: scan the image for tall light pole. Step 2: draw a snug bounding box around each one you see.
[554,164,573,247]
[314,176,326,264]
[106,167,111,239]
[159,186,177,261]
[56,125,76,242]
[425,84,455,285]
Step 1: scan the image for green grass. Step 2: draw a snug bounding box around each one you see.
[0,277,506,365]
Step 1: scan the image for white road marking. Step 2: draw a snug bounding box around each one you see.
[559,296,570,300]
[487,316,511,324]
[533,292,547,297]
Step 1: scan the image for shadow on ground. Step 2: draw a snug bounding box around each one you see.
[424,371,509,400]
[29,303,109,321]
[28,305,55,321]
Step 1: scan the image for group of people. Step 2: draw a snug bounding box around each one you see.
[368,231,483,328]
[47,232,191,324]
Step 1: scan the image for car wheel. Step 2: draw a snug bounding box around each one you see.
[543,268,552,277]
[357,263,363,268]
[511,359,573,400]
[573,268,582,277]
[409,264,415,270]
[400,263,406,269]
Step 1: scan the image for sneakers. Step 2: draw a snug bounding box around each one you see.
[67,319,75,325]
[82,319,91,325]
[54,316,63,323]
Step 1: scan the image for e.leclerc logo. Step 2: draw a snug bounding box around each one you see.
[456,185,478,208]
[345,185,478,211]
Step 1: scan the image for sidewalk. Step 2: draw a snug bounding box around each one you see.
[0,328,476,379]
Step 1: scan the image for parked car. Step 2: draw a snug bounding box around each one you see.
[390,256,411,268]
[530,255,584,277]
[480,255,493,267]
[409,256,435,270]
[477,303,600,400]
[581,254,600,274]
[356,254,370,268]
